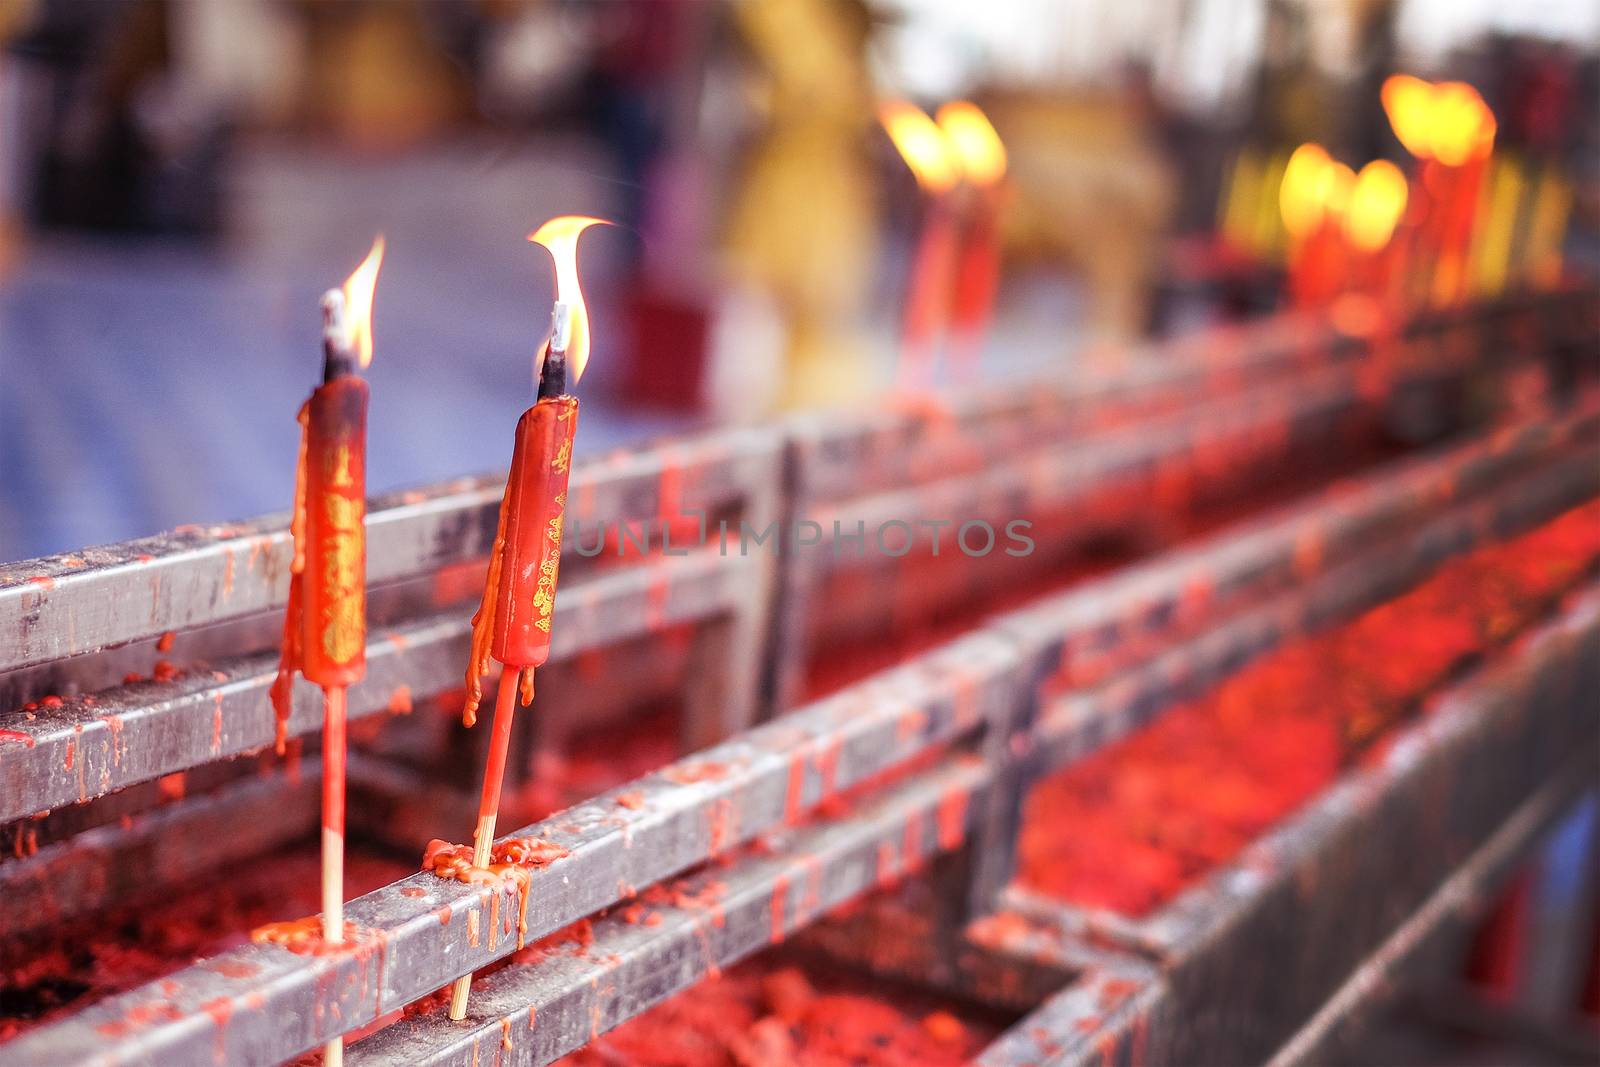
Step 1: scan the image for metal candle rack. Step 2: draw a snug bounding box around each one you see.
[0,287,1595,1065]
[0,428,783,935]
[787,399,1598,992]
[766,286,1597,710]
[980,584,1600,1067]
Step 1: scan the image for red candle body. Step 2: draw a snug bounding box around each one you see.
[491,395,578,668]
[301,376,368,687]
[899,198,960,388]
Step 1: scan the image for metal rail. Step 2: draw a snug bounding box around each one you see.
[1,290,1594,1064]
[768,336,1559,707]
[0,547,759,823]
[999,581,1600,1064]
[348,756,991,1067]
[0,427,781,675]
[0,631,1019,1066]
[1265,755,1597,1067]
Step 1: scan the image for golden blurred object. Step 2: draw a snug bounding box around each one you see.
[1280,143,1334,240]
[880,100,960,193]
[305,4,468,150]
[1380,75,1435,159]
[989,92,1174,347]
[935,101,1007,188]
[725,0,878,409]
[1524,167,1572,286]
[1381,75,1495,165]
[1344,161,1407,253]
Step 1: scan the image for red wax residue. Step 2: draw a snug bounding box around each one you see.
[553,956,998,1067]
[0,844,410,1039]
[1017,500,1600,917]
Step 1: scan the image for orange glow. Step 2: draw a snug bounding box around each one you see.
[1330,293,1385,338]
[334,236,385,368]
[935,101,1006,187]
[1381,75,1435,160]
[1280,143,1333,239]
[879,100,959,193]
[1344,160,1408,252]
[1320,161,1356,222]
[528,215,610,383]
[1431,81,1495,166]
[1382,75,1495,165]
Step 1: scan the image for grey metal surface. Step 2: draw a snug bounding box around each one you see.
[1002,581,1600,1065]
[347,756,991,1067]
[0,759,319,938]
[972,952,1174,1067]
[0,630,1018,1066]
[768,324,1574,709]
[1009,419,1600,771]
[993,399,1597,666]
[0,426,780,675]
[0,547,758,823]
[1265,756,1597,1067]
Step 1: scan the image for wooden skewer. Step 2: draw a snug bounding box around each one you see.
[449,663,525,1020]
[322,684,348,1066]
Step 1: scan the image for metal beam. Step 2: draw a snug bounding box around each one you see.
[0,548,759,822]
[348,757,990,1067]
[0,428,780,675]
[0,631,1018,1066]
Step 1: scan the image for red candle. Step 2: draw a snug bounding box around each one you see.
[936,101,1008,381]
[1381,75,1496,307]
[268,234,384,1067]
[879,101,961,392]
[451,215,608,1021]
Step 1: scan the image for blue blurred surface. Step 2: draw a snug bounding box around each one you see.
[0,140,693,562]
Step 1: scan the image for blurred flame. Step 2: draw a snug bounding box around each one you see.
[935,101,1006,186]
[1280,144,1373,242]
[1280,144,1333,239]
[1382,75,1495,165]
[1431,81,1495,166]
[1345,160,1408,252]
[1320,161,1356,221]
[1381,75,1434,160]
[336,236,385,368]
[879,100,959,193]
[528,215,610,383]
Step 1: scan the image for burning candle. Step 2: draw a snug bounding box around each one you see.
[935,100,1008,381]
[268,234,384,1067]
[1279,143,1354,307]
[1381,75,1496,306]
[451,214,608,1019]
[879,100,961,392]
[1343,159,1408,296]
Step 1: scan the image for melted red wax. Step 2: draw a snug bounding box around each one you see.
[801,436,1400,701]
[553,955,1000,1067]
[1017,500,1600,917]
[0,843,410,1039]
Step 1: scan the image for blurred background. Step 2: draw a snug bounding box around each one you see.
[0,0,1596,561]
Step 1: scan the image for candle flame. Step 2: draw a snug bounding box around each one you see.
[1430,81,1495,166]
[528,215,610,383]
[1381,75,1434,160]
[935,101,1006,187]
[1279,143,1333,240]
[331,236,385,368]
[879,100,959,194]
[1382,75,1495,165]
[1345,160,1408,252]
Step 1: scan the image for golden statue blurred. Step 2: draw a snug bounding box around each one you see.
[724,0,878,409]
